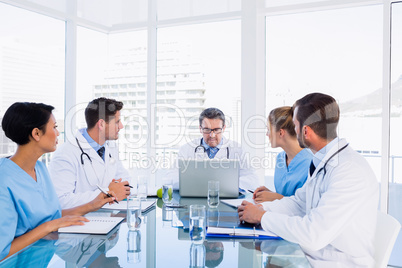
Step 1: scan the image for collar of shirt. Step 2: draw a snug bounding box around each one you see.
[312,137,339,168]
[201,138,223,151]
[82,128,105,152]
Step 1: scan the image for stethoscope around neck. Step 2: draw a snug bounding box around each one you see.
[76,137,115,185]
[194,138,229,159]
[314,143,349,178]
[310,143,349,208]
[75,137,112,165]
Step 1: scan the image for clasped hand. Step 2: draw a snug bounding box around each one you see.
[109,178,131,201]
[238,200,265,224]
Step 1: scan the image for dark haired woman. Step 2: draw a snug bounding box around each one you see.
[0,102,116,261]
[253,106,312,203]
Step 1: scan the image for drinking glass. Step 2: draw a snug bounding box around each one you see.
[162,205,173,228]
[208,180,219,208]
[137,176,148,200]
[189,205,206,243]
[127,196,141,230]
[162,184,173,204]
[127,230,141,263]
[189,243,206,268]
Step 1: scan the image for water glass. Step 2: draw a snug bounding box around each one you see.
[127,230,141,263]
[162,205,173,228]
[127,196,141,230]
[162,184,173,204]
[207,208,220,227]
[137,176,148,200]
[189,243,206,268]
[189,205,206,243]
[208,180,219,208]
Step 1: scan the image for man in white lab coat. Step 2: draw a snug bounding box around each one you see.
[176,107,259,191]
[238,93,379,267]
[49,98,131,209]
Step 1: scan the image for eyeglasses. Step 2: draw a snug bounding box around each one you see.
[201,128,223,134]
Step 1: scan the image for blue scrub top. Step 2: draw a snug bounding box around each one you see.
[274,149,313,197]
[0,158,62,260]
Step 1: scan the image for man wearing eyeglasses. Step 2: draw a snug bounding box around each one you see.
[176,107,258,191]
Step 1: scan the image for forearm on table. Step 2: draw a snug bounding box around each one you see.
[62,201,96,216]
[4,222,52,260]
[59,190,100,210]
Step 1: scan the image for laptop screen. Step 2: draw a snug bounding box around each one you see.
[178,159,240,198]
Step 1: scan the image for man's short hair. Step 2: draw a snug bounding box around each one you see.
[85,97,123,129]
[294,93,339,140]
[2,102,54,145]
[199,108,225,127]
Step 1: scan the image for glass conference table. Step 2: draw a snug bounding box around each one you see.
[0,193,311,268]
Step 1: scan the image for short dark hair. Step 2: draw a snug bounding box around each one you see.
[2,102,54,145]
[85,97,123,129]
[268,106,296,137]
[294,92,339,140]
[199,108,225,127]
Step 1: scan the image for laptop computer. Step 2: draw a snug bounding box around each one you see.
[179,159,240,198]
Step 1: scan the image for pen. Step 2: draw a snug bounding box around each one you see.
[96,184,119,204]
[165,204,187,209]
[113,181,133,188]
[248,190,254,193]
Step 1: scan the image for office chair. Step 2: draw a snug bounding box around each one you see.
[375,211,401,268]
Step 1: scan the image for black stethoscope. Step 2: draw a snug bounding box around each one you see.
[76,138,111,165]
[310,143,349,208]
[314,143,349,178]
[194,138,229,159]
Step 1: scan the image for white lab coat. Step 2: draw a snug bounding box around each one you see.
[48,129,130,209]
[170,137,259,191]
[260,138,379,267]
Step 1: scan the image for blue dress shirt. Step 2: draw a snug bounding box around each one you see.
[201,138,223,159]
[82,129,105,161]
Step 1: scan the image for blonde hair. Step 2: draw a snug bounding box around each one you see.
[268,106,296,137]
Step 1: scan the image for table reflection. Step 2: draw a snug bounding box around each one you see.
[54,225,120,267]
[127,230,141,263]
[0,195,310,268]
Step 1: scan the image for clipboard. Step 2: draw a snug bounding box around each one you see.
[206,226,281,240]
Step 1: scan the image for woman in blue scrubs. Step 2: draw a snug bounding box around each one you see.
[253,106,312,203]
[0,102,116,261]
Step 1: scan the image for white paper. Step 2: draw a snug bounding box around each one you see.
[102,200,156,212]
[221,198,255,208]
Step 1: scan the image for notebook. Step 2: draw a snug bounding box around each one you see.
[179,159,239,198]
[102,200,156,213]
[58,216,124,234]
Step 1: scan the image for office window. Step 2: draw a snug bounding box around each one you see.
[26,0,67,12]
[0,2,65,157]
[390,1,402,224]
[265,6,383,183]
[155,20,241,161]
[77,27,147,169]
[157,0,241,21]
[77,0,147,28]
